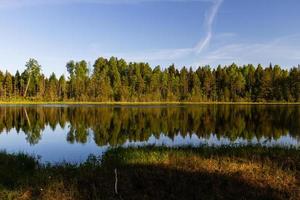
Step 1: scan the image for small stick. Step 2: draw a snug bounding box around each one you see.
[114,168,118,195]
[114,168,124,200]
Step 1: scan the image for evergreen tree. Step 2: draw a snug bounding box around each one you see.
[0,57,298,102]
[3,71,13,98]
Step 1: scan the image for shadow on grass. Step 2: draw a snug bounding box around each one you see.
[0,152,37,189]
[111,164,289,200]
[0,146,298,200]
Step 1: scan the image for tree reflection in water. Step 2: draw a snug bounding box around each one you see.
[0,105,299,146]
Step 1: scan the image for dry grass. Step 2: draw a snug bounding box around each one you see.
[0,146,299,200]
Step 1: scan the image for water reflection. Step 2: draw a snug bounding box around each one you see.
[0,105,299,147]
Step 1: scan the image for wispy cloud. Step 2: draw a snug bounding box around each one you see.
[0,0,224,71]
[148,0,224,58]
[194,0,223,54]
[98,48,193,63]
[196,34,300,68]
[91,0,223,63]
[1,0,223,62]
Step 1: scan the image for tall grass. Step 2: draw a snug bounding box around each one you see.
[0,146,299,200]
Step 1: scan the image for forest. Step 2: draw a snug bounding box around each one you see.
[0,57,299,102]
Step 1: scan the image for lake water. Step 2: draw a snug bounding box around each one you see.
[0,105,299,163]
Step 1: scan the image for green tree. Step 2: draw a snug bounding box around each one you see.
[179,67,189,100]
[58,75,67,100]
[109,57,122,101]
[14,71,21,97]
[0,57,298,102]
[260,67,273,101]
[23,58,42,98]
[74,60,89,100]
[92,57,112,101]
[3,71,13,98]
[290,67,300,101]
[46,73,58,101]
[66,60,76,99]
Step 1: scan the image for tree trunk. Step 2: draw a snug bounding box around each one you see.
[24,76,31,97]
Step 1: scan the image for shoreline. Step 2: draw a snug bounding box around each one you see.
[0,101,300,105]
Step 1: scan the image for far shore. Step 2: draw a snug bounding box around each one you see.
[0,101,300,105]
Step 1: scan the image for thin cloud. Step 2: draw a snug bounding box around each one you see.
[99,48,193,62]
[197,34,300,68]
[94,0,223,62]
[0,0,215,8]
[0,0,224,71]
[144,0,223,59]
[194,0,223,54]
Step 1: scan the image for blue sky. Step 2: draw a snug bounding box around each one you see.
[0,0,300,76]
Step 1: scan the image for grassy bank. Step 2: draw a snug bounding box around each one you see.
[0,101,300,105]
[0,146,299,200]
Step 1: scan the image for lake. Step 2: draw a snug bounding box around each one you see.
[0,104,299,163]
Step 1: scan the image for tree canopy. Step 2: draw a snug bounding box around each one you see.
[0,57,299,102]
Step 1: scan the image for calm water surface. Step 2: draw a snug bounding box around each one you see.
[0,105,299,163]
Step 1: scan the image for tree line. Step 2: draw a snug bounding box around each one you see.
[0,57,299,102]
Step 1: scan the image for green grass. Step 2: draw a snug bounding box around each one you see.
[0,146,299,200]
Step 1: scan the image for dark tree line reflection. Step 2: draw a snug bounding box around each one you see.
[0,105,299,146]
